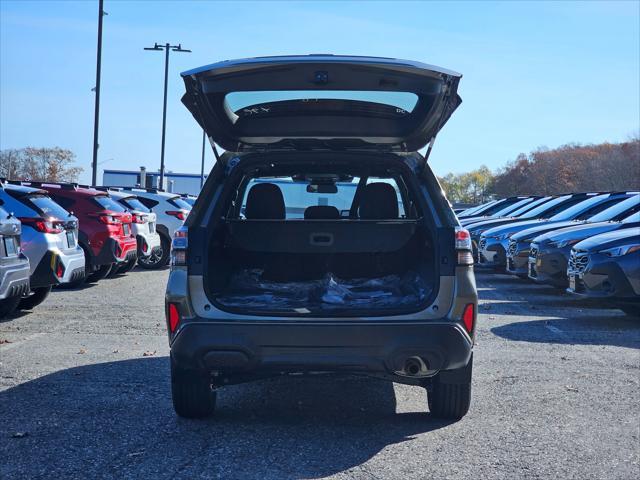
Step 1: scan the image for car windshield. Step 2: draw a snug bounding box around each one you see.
[621,210,640,223]
[519,196,571,219]
[505,197,550,217]
[491,198,535,217]
[27,194,70,219]
[549,195,606,221]
[168,197,193,210]
[120,197,151,213]
[589,196,640,223]
[94,195,126,212]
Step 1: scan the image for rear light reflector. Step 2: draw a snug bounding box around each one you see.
[171,226,188,267]
[455,227,474,265]
[457,251,474,266]
[168,303,180,333]
[132,214,148,224]
[166,210,187,221]
[19,217,64,234]
[462,303,475,334]
[98,214,121,225]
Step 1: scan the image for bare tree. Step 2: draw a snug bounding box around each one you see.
[0,147,83,182]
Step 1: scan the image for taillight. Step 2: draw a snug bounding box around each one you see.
[19,217,64,234]
[98,214,121,225]
[132,214,148,224]
[462,303,475,334]
[455,227,474,266]
[166,210,187,221]
[170,226,188,267]
[167,303,180,333]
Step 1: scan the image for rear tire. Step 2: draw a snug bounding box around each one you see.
[428,356,472,420]
[138,235,170,270]
[171,357,216,418]
[118,258,137,274]
[19,286,52,310]
[86,264,112,283]
[0,296,21,318]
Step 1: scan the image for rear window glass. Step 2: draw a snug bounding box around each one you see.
[240,177,406,219]
[168,197,193,210]
[120,197,151,213]
[94,195,126,212]
[27,195,70,219]
[226,90,419,114]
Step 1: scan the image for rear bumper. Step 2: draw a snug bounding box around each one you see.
[136,232,161,258]
[30,249,86,288]
[0,256,31,300]
[170,320,473,384]
[93,237,137,266]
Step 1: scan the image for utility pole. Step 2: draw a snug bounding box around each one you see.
[144,42,190,189]
[91,0,106,187]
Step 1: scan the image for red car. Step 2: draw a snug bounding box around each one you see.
[19,182,138,283]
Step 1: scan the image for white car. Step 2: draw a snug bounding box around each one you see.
[105,190,163,271]
[117,188,191,267]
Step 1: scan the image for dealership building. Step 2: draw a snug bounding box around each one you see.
[102,167,207,195]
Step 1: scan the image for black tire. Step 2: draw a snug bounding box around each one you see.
[0,296,21,318]
[118,258,137,274]
[138,235,170,270]
[86,263,112,283]
[428,356,473,420]
[19,286,52,310]
[171,357,216,418]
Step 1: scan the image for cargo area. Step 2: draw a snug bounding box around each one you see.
[202,160,439,315]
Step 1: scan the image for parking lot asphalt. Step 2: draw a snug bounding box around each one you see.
[1,268,638,480]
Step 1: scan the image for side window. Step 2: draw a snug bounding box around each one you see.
[137,197,159,210]
[544,198,583,217]
[53,196,75,211]
[576,199,622,220]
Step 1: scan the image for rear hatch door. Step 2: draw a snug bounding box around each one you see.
[181,55,462,152]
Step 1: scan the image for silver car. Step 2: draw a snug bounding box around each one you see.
[106,190,162,271]
[0,205,31,317]
[0,183,85,307]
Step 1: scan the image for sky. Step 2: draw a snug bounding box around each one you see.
[0,0,638,185]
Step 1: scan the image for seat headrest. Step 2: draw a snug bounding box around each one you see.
[358,182,399,219]
[304,205,340,219]
[245,183,285,219]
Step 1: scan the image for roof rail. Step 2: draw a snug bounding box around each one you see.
[113,186,164,193]
[5,180,80,190]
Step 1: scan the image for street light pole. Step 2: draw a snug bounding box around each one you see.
[144,42,190,189]
[91,0,105,187]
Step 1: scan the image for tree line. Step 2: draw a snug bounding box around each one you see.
[0,147,83,183]
[438,138,639,204]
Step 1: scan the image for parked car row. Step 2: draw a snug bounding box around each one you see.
[456,192,640,316]
[0,181,192,318]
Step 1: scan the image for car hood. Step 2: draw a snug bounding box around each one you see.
[181,55,462,152]
[466,217,521,234]
[535,221,627,244]
[482,219,549,238]
[573,227,640,253]
[512,220,585,242]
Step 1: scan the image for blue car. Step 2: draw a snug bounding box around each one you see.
[567,228,640,317]
[528,195,640,287]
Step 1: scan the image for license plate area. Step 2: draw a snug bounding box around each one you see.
[3,236,18,256]
[528,261,537,278]
[123,224,131,236]
[66,231,76,248]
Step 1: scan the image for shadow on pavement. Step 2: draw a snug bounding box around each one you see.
[0,357,453,479]
[491,315,640,349]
